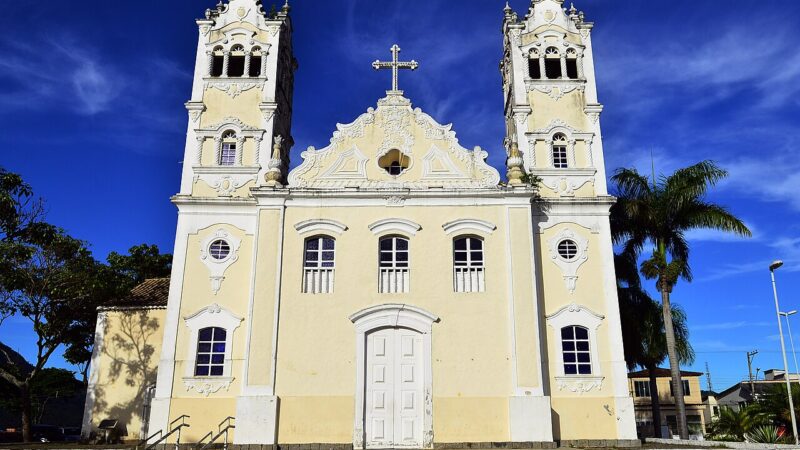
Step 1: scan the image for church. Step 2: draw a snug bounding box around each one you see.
[81,0,639,447]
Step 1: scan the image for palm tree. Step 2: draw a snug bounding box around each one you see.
[617,254,694,438]
[611,160,751,439]
[708,405,771,441]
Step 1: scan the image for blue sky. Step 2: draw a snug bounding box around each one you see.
[1,0,800,392]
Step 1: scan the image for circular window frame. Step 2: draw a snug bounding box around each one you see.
[208,239,233,262]
[556,239,579,261]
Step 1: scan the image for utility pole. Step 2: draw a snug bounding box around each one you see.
[747,350,759,397]
[705,362,714,392]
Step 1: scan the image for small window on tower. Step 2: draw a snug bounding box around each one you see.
[552,133,569,169]
[228,45,245,77]
[545,47,562,79]
[378,149,411,176]
[211,46,224,77]
[566,48,579,79]
[219,131,237,166]
[528,50,541,79]
[250,47,263,77]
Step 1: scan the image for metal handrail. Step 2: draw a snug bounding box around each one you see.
[143,415,190,450]
[199,416,235,450]
[134,429,163,450]
[197,430,213,446]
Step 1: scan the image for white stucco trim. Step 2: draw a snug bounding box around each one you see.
[294,218,348,236]
[546,303,605,394]
[546,227,589,294]
[349,304,438,449]
[81,311,107,438]
[181,303,243,396]
[441,218,497,236]
[199,228,243,294]
[367,218,422,236]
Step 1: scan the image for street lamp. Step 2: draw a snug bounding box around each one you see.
[771,260,798,444]
[780,310,800,386]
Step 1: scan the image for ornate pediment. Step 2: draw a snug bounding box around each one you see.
[287,93,500,189]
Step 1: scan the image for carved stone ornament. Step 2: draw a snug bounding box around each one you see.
[547,228,589,293]
[182,377,234,397]
[287,93,501,189]
[205,80,262,98]
[386,196,406,207]
[199,228,243,294]
[555,376,604,394]
[538,173,594,197]
[526,82,584,100]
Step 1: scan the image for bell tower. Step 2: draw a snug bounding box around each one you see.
[501,0,607,198]
[179,0,296,198]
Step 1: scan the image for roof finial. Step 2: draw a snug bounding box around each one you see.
[281,0,290,14]
[506,142,525,186]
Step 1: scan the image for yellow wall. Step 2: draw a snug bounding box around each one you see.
[88,309,165,440]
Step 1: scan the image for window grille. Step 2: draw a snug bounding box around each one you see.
[379,236,409,293]
[561,325,592,375]
[634,380,651,397]
[453,237,485,292]
[220,143,237,166]
[552,133,569,168]
[195,327,226,376]
[302,236,335,294]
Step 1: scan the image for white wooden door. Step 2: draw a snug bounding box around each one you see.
[365,328,423,448]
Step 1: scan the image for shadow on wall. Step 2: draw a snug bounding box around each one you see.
[91,311,160,440]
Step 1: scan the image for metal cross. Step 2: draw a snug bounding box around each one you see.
[372,44,419,93]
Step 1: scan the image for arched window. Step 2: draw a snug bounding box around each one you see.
[566,48,579,79]
[453,236,485,293]
[528,49,541,79]
[561,325,591,375]
[303,236,335,294]
[195,327,227,376]
[545,47,562,79]
[219,130,237,166]
[551,133,569,169]
[379,236,409,293]
[378,149,410,176]
[228,44,246,77]
[211,46,224,77]
[250,47,263,77]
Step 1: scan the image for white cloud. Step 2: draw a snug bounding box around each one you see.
[0,35,122,115]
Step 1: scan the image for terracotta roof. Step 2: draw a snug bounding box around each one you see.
[104,278,170,309]
[628,367,704,378]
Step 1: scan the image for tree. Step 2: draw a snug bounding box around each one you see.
[617,253,694,438]
[62,244,172,384]
[611,160,751,439]
[708,405,771,441]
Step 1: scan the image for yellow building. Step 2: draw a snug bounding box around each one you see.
[82,0,638,447]
[627,369,707,439]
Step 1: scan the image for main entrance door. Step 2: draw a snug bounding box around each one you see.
[365,327,423,448]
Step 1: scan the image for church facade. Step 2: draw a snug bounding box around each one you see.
[82,0,638,447]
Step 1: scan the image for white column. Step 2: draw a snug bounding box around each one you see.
[538,56,546,80]
[214,137,222,165]
[560,55,568,80]
[254,136,263,164]
[196,137,204,165]
[222,51,230,78]
[261,51,268,78]
[568,139,577,168]
[576,53,585,79]
[207,51,214,76]
[243,52,252,78]
[237,137,245,165]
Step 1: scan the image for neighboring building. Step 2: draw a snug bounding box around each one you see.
[83,0,639,447]
[701,391,719,428]
[716,371,798,412]
[628,368,706,439]
[80,278,170,440]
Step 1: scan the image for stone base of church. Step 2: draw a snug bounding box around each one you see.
[559,439,641,448]
[233,395,279,444]
[509,395,553,442]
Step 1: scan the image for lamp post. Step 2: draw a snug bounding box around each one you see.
[780,310,800,385]
[771,260,799,444]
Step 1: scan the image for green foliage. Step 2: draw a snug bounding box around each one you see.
[0,167,171,440]
[610,160,751,291]
[744,425,788,444]
[708,405,771,441]
[611,160,749,438]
